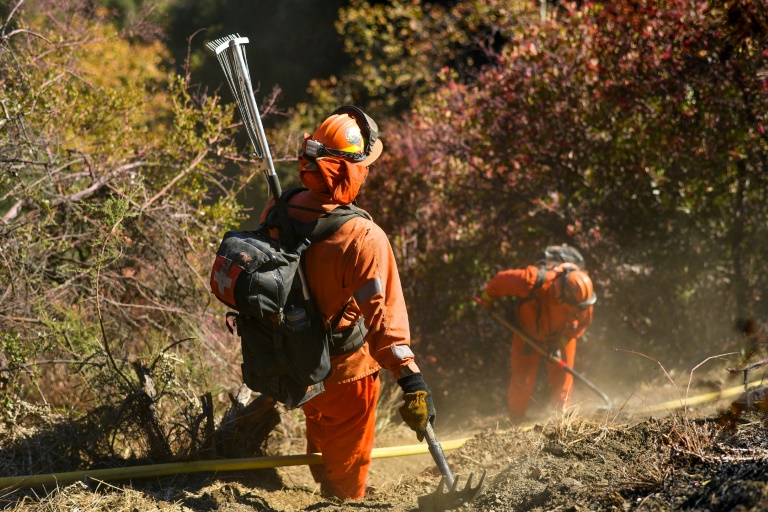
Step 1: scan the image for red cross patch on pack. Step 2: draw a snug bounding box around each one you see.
[210,255,243,308]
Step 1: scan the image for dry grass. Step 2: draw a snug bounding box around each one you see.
[262,404,306,456]
[662,416,719,463]
[5,481,168,512]
[546,406,607,444]
[0,402,97,479]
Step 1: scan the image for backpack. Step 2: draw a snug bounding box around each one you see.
[514,245,587,312]
[536,244,585,270]
[210,188,369,408]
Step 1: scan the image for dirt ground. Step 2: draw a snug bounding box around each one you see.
[4,364,768,512]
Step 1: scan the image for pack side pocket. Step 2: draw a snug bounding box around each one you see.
[239,318,279,378]
[282,324,332,386]
[237,317,327,407]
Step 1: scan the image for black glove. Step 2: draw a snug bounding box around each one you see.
[397,373,436,442]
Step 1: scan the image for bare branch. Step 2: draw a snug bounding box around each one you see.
[182,247,210,295]
[0,158,50,165]
[2,28,52,43]
[99,297,191,317]
[0,314,42,324]
[142,150,208,210]
[95,214,133,392]
[685,353,737,416]
[10,359,107,369]
[1,161,149,223]
[1,0,26,39]
[149,337,195,372]
[0,157,84,203]
[60,161,148,203]
[609,346,680,406]
[728,358,768,373]
[184,28,206,84]
[257,85,283,118]
[1,199,23,224]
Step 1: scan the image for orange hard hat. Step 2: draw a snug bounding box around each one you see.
[554,267,597,309]
[304,106,383,166]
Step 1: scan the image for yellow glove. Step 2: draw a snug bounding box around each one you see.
[399,390,435,442]
[397,373,436,442]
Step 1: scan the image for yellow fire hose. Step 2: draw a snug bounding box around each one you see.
[641,381,762,413]
[1,382,760,492]
[0,437,470,491]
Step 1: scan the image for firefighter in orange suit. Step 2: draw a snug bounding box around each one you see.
[260,106,435,500]
[480,263,596,419]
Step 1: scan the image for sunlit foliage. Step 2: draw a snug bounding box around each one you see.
[0,0,252,408]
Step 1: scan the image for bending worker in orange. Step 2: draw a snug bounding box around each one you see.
[480,262,596,419]
[261,106,435,500]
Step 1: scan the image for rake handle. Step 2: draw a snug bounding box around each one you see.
[424,422,455,488]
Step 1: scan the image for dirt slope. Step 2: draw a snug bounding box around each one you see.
[7,411,768,511]
[4,373,768,511]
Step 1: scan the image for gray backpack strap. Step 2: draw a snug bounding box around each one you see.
[517,266,548,306]
[514,266,549,331]
[299,204,371,243]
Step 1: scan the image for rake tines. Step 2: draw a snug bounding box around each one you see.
[417,470,487,512]
[205,34,267,160]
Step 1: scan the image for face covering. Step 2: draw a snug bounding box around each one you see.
[299,152,369,206]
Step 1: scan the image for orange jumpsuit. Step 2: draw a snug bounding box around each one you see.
[261,185,419,499]
[485,265,593,419]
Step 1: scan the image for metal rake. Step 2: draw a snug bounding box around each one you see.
[205,34,273,168]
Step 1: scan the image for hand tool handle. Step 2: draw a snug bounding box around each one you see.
[424,422,455,488]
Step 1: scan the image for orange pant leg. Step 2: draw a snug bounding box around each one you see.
[302,372,380,500]
[508,335,542,419]
[546,339,577,411]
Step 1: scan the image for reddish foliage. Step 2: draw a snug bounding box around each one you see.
[364,0,768,374]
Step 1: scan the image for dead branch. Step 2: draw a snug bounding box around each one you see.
[62,161,148,203]
[216,386,279,459]
[1,0,28,39]
[131,361,173,460]
[727,358,768,374]
[1,161,149,223]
